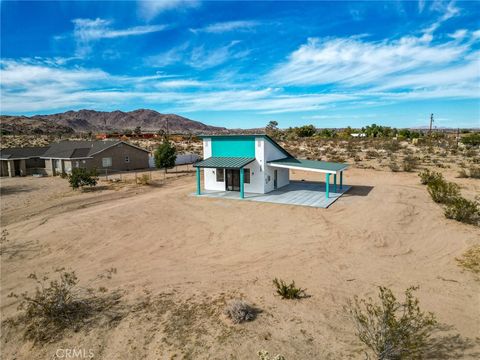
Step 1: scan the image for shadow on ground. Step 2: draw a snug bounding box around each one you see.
[0,185,34,196]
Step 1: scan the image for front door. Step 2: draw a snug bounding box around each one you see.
[226,169,240,191]
[274,170,278,189]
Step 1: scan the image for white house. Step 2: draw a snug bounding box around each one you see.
[193,135,348,199]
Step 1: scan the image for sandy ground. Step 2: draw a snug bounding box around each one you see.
[1,168,479,359]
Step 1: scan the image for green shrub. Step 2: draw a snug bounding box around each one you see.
[346,286,437,360]
[67,168,98,190]
[402,155,418,172]
[418,169,443,185]
[461,133,480,146]
[444,197,480,226]
[456,245,480,275]
[427,178,460,204]
[273,278,306,299]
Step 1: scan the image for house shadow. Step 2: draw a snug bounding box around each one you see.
[342,185,374,197]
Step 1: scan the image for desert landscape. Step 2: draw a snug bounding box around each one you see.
[1,134,479,359]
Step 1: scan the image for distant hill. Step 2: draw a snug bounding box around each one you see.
[0,109,226,134]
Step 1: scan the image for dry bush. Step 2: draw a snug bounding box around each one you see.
[468,167,480,179]
[273,278,306,299]
[258,350,286,360]
[365,150,379,159]
[136,174,150,185]
[427,178,460,204]
[388,161,400,172]
[223,299,257,324]
[402,155,418,172]
[346,286,437,360]
[7,270,123,344]
[458,168,469,178]
[456,245,480,276]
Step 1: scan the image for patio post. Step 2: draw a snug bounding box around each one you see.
[334,173,337,193]
[196,167,201,195]
[326,173,330,199]
[240,167,245,199]
[340,171,343,189]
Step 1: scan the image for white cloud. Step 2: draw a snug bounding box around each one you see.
[192,20,260,33]
[137,0,199,21]
[266,34,476,97]
[72,18,167,56]
[146,41,250,69]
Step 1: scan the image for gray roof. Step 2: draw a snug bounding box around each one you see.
[268,157,349,173]
[193,157,255,169]
[0,147,50,160]
[41,140,123,159]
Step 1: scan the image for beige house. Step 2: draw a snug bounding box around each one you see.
[1,140,149,177]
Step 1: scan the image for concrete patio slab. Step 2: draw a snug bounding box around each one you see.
[194,180,351,208]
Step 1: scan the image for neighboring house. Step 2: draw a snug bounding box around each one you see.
[0,147,49,177]
[350,133,366,138]
[0,140,149,177]
[41,140,149,176]
[193,134,348,199]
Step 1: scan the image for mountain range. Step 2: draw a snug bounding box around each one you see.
[0,109,226,135]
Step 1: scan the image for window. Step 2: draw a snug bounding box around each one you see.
[125,156,130,163]
[244,169,251,184]
[102,157,112,167]
[216,168,224,182]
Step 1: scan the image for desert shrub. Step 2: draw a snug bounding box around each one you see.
[346,286,437,360]
[461,133,480,146]
[427,178,460,204]
[137,174,150,185]
[273,278,306,299]
[224,299,256,324]
[365,150,379,159]
[383,140,401,153]
[67,168,98,190]
[456,245,480,275]
[258,351,286,360]
[444,197,480,226]
[468,166,480,179]
[418,169,443,185]
[9,270,121,344]
[402,155,418,172]
[458,168,469,178]
[388,161,400,172]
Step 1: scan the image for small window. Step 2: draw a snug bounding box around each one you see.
[216,168,224,182]
[102,157,112,167]
[125,156,130,163]
[244,169,251,184]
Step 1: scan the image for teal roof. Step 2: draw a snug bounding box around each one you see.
[193,156,255,169]
[268,157,348,173]
[197,134,293,158]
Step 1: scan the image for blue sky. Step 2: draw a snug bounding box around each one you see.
[1,0,479,128]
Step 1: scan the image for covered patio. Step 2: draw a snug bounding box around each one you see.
[196,180,351,208]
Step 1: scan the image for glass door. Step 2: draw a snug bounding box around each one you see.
[226,169,240,191]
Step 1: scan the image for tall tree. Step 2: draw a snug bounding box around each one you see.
[154,140,177,173]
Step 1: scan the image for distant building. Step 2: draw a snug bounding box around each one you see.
[1,140,149,177]
[350,133,366,138]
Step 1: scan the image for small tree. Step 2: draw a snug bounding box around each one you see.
[266,121,279,137]
[346,286,437,360]
[67,168,98,190]
[154,140,176,173]
[134,126,142,137]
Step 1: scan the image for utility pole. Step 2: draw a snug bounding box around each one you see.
[429,113,434,138]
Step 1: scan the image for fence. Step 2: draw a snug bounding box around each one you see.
[97,163,195,183]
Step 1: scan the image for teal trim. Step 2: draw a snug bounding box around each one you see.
[198,134,293,158]
[334,174,337,193]
[211,137,255,157]
[240,167,244,199]
[340,171,343,189]
[326,173,330,199]
[196,167,201,195]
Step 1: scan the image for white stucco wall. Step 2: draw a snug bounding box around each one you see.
[204,167,226,191]
[263,138,290,192]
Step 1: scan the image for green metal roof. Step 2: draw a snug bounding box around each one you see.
[268,157,348,173]
[193,156,255,169]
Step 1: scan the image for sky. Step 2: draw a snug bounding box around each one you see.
[1,0,479,129]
